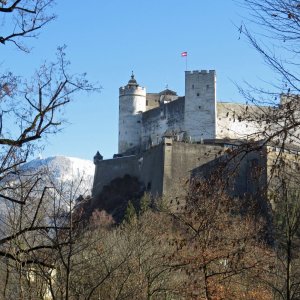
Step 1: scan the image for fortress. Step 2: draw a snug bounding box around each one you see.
[91,70,268,200]
[91,70,300,211]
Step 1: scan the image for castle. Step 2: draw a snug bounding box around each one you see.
[91,70,300,208]
[91,70,268,200]
[117,70,261,155]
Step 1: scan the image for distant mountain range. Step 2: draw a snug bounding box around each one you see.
[21,156,95,197]
[0,156,95,236]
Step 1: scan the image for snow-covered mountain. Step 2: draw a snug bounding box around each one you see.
[0,156,95,235]
[21,156,95,197]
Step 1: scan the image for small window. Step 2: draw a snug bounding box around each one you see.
[251,159,258,167]
[197,93,200,97]
[137,120,141,123]
[192,84,194,89]
[146,100,149,105]
[206,84,209,89]
[147,182,152,190]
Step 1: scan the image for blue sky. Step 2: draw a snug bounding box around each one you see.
[3,0,274,161]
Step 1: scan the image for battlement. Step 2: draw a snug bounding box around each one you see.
[119,85,146,96]
[185,70,215,75]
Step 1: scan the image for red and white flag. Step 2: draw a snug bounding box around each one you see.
[181,51,187,57]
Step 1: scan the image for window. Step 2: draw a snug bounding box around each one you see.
[147,182,152,190]
[197,93,200,97]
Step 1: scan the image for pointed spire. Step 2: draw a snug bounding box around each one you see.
[127,71,138,87]
[93,151,103,164]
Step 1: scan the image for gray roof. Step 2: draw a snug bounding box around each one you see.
[159,89,177,96]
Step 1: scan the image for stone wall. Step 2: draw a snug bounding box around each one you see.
[138,144,164,197]
[145,92,178,111]
[162,141,226,196]
[145,93,160,111]
[92,155,139,199]
[191,147,268,198]
[184,70,216,141]
[92,141,231,200]
[92,144,165,200]
[216,102,263,140]
[141,97,185,150]
[266,146,300,209]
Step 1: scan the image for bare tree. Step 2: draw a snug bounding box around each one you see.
[237,0,300,148]
[0,47,95,259]
[0,1,99,298]
[0,0,55,51]
[169,178,274,300]
[66,210,182,300]
[233,1,300,299]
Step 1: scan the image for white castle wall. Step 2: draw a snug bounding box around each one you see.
[216,102,300,147]
[119,85,146,153]
[141,97,185,149]
[216,103,262,140]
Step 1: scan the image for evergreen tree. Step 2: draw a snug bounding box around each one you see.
[139,193,151,215]
[124,200,136,223]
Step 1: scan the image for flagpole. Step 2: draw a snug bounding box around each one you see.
[181,51,188,71]
[185,55,187,71]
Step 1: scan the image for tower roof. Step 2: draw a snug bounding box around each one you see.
[159,89,177,96]
[127,72,139,87]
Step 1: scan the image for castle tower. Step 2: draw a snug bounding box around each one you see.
[184,70,216,141]
[119,73,146,154]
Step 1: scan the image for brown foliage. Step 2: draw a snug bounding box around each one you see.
[169,179,274,299]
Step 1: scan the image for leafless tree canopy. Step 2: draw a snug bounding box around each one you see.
[0,0,55,51]
[241,0,300,94]
[0,0,99,282]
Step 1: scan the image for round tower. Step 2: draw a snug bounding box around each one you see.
[118,73,146,154]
